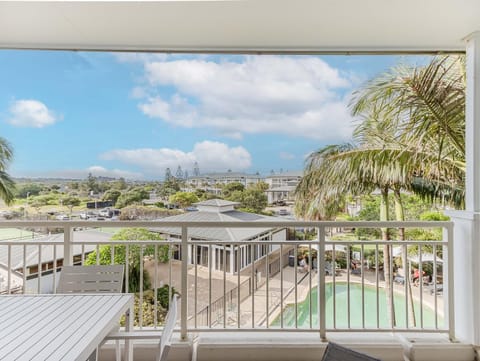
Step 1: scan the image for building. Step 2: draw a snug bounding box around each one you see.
[264,171,303,204]
[187,171,263,189]
[153,199,287,273]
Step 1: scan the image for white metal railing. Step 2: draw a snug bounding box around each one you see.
[0,220,454,340]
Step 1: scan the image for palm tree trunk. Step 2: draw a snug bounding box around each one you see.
[393,188,416,327]
[380,187,395,327]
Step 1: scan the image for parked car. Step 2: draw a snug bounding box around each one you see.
[56,214,70,220]
[278,209,289,216]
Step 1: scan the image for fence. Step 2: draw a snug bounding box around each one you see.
[0,220,454,340]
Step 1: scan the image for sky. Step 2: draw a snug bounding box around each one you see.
[0,51,429,180]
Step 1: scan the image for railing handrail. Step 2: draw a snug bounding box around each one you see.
[0,220,454,228]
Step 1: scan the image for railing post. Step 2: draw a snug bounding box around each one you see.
[181,226,188,340]
[444,224,456,341]
[63,225,73,266]
[317,226,326,341]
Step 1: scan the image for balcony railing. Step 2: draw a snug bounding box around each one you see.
[0,220,454,340]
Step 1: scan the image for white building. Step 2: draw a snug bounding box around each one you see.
[187,171,263,189]
[264,171,303,204]
[153,199,287,273]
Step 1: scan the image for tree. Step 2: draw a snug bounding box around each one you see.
[116,187,150,208]
[84,228,169,292]
[86,173,100,193]
[0,137,15,204]
[169,192,199,209]
[61,195,81,215]
[15,183,43,198]
[240,187,267,213]
[102,189,122,205]
[222,182,245,198]
[296,56,465,327]
[114,177,127,190]
[350,56,465,207]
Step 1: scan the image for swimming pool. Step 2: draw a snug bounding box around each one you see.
[271,282,443,329]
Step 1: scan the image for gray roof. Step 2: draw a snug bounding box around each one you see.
[0,230,112,269]
[266,171,303,178]
[151,210,279,241]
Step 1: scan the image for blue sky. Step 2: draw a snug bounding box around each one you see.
[0,51,429,180]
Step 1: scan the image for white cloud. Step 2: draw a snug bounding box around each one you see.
[7,100,59,128]
[101,140,251,176]
[137,56,355,140]
[114,53,169,64]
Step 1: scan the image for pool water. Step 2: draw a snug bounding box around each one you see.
[271,283,443,329]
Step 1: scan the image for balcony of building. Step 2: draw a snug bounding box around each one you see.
[0,219,474,361]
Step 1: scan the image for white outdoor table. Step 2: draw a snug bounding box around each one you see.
[0,293,134,361]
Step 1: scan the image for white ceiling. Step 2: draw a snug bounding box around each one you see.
[0,0,479,53]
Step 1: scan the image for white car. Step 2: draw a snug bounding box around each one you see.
[56,214,70,220]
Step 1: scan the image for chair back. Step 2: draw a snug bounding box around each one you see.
[57,265,124,293]
[157,294,179,361]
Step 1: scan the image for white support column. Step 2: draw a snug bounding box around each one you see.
[448,31,480,345]
[465,31,480,212]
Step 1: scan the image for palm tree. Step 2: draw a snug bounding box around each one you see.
[296,55,466,326]
[350,56,465,206]
[0,137,15,205]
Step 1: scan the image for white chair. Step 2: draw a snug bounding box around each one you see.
[106,294,179,361]
[57,265,125,361]
[57,265,124,293]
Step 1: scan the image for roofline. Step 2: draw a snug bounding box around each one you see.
[0,46,466,55]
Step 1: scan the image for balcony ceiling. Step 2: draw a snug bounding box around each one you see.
[0,0,479,53]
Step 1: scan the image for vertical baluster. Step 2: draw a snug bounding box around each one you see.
[38,244,42,293]
[361,243,365,329]
[251,244,255,329]
[294,245,298,329]
[332,246,336,329]
[419,245,423,329]
[23,244,27,294]
[347,243,351,329]
[223,244,227,329]
[390,243,394,329]
[154,245,158,328]
[236,243,240,329]
[308,244,312,329]
[181,226,188,340]
[375,244,379,329]
[208,244,212,328]
[403,243,409,329]
[125,244,130,293]
[96,244,100,265]
[194,244,198,329]
[445,225,455,340]
[266,240,270,328]
[280,244,284,329]
[318,226,326,341]
[139,244,144,329]
[110,243,114,264]
[7,245,11,294]
[433,243,438,329]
